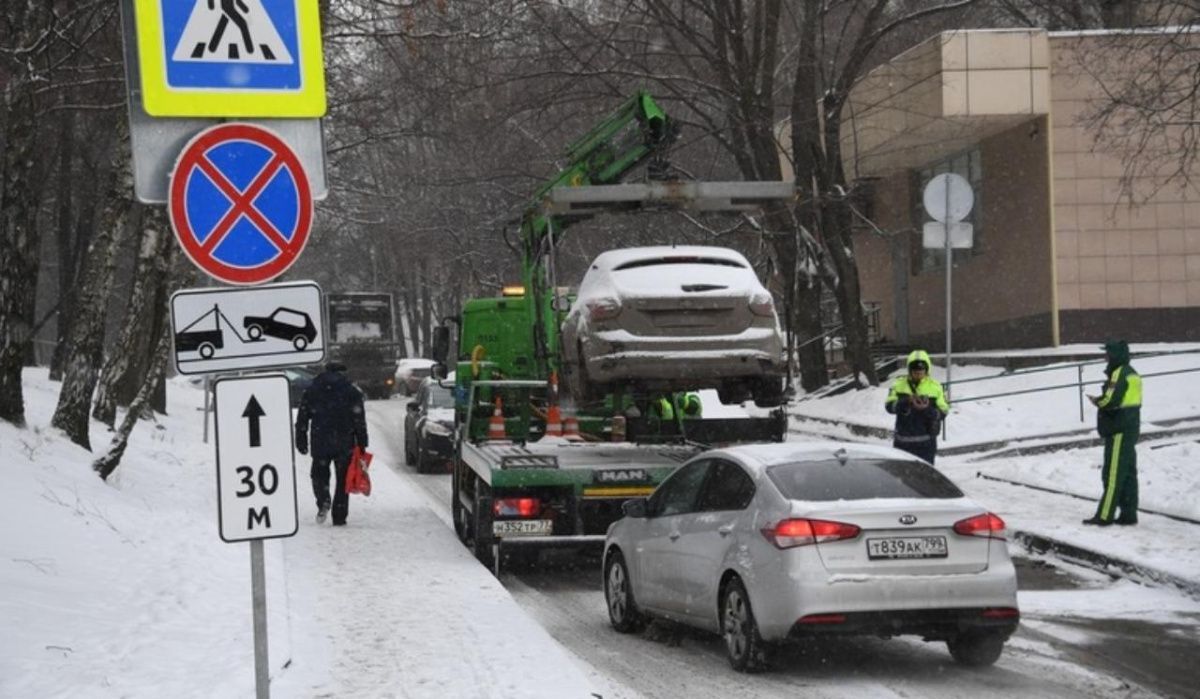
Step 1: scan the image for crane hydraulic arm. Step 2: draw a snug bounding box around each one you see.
[521,90,679,378]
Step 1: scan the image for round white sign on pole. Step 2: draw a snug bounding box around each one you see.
[922,173,974,223]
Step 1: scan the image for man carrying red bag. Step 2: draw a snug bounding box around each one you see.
[295,362,370,526]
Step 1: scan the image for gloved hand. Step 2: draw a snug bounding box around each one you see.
[911,395,930,411]
[296,434,308,455]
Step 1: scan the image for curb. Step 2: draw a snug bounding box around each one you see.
[1011,529,1200,602]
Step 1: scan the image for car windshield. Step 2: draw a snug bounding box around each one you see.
[427,385,455,408]
[766,458,964,501]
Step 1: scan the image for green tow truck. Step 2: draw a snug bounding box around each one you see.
[432,92,794,573]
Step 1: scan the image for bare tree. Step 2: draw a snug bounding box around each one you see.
[51,127,133,449]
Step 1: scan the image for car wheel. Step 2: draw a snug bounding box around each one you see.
[947,631,1006,667]
[752,378,784,408]
[415,437,429,474]
[717,383,749,405]
[293,336,308,351]
[722,577,769,672]
[604,549,645,633]
[247,325,263,340]
[199,342,216,359]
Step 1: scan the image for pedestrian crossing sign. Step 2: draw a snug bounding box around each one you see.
[134,0,325,117]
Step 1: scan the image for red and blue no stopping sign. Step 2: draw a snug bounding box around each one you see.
[169,123,313,285]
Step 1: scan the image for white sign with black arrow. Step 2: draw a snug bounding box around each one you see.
[214,374,298,542]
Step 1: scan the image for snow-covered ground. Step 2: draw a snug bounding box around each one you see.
[2,343,1200,697]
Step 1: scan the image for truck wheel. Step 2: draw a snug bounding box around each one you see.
[451,470,468,543]
[199,343,216,359]
[246,325,263,341]
[292,336,309,351]
[472,478,495,571]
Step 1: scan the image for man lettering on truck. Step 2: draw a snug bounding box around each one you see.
[295,362,369,526]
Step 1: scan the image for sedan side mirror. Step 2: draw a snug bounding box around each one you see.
[622,498,649,518]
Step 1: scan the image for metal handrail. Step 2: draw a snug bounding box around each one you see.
[947,348,1200,422]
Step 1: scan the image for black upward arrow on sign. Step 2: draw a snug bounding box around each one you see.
[242,395,265,448]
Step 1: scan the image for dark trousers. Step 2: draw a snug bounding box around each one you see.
[1094,430,1138,523]
[311,453,351,524]
[894,437,937,465]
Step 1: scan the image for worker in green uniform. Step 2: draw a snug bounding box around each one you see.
[1083,340,1142,526]
[885,349,950,464]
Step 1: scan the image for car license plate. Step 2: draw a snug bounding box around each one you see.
[493,520,553,537]
[867,536,948,559]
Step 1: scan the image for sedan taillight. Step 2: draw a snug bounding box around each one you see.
[953,512,1006,540]
[749,292,775,317]
[586,297,622,321]
[762,518,861,548]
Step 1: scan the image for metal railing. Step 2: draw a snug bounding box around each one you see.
[947,347,1200,422]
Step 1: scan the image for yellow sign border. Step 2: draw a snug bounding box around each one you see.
[134,0,326,117]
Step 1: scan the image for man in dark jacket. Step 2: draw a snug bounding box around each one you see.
[295,362,369,526]
[1083,340,1141,526]
[885,349,950,464]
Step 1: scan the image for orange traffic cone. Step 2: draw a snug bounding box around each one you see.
[487,397,507,440]
[544,372,563,438]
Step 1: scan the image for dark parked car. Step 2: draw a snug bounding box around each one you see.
[404,378,456,473]
[560,246,785,407]
[243,308,318,350]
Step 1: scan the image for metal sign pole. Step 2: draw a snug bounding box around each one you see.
[944,181,953,438]
[250,540,270,699]
[203,375,211,444]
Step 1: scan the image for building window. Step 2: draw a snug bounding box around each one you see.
[911,148,983,273]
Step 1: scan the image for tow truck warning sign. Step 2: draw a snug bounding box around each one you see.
[214,374,298,543]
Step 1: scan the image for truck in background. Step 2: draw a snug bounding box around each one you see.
[326,292,399,399]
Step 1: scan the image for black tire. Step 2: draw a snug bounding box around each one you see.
[199,343,216,359]
[451,465,468,543]
[472,479,495,571]
[604,549,645,633]
[415,438,429,474]
[717,383,748,405]
[752,377,784,408]
[721,577,770,672]
[246,325,263,340]
[947,631,1005,667]
[293,335,309,351]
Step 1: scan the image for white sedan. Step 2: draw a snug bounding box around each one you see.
[603,441,1019,672]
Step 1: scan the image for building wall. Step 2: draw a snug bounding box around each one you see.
[1049,33,1200,342]
[857,118,1055,350]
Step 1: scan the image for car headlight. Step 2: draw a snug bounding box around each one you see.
[424,420,454,437]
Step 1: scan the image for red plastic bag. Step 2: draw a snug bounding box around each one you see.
[345,446,373,496]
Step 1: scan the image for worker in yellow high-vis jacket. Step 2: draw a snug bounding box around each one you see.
[1083,340,1142,526]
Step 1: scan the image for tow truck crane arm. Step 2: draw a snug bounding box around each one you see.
[521,90,679,377]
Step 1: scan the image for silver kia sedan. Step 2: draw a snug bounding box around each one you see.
[603,442,1019,672]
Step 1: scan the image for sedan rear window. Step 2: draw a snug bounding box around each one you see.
[766,459,964,501]
[614,256,746,271]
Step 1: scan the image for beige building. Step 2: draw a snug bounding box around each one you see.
[837,28,1200,349]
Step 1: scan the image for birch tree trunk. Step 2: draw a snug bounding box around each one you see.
[0,2,50,426]
[51,130,134,449]
[93,207,170,426]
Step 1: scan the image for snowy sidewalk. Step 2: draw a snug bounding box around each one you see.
[272,404,612,698]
